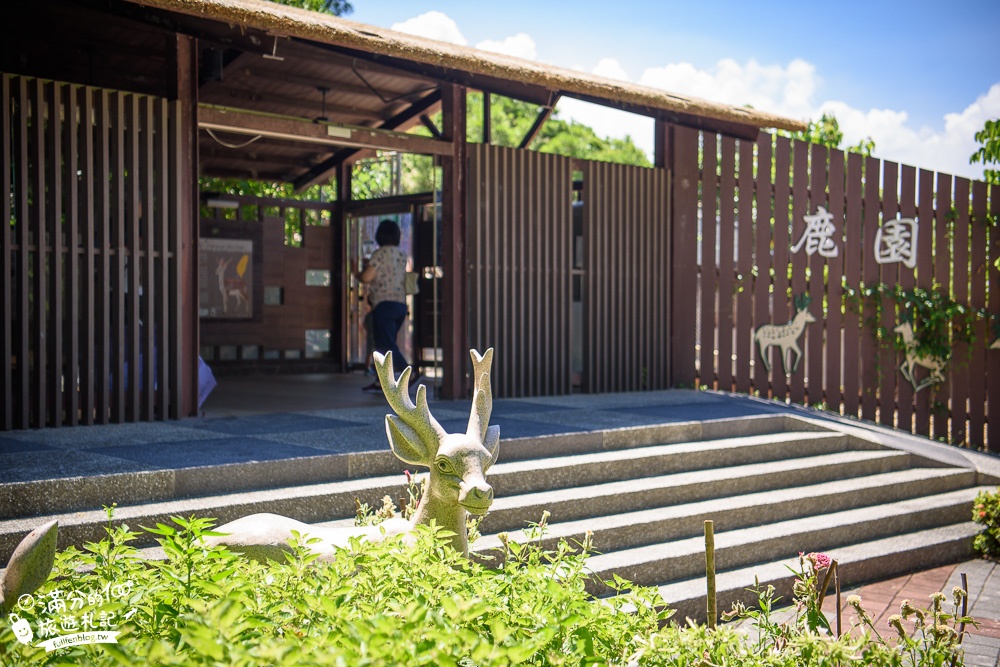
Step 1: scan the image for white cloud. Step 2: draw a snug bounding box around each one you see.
[390,11,467,45]
[475,33,537,60]
[592,58,630,81]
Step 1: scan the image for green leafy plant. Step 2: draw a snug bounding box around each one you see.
[972,486,1000,559]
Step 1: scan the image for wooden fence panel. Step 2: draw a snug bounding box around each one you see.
[842,153,863,417]
[717,138,737,391]
[467,144,573,397]
[687,125,995,450]
[699,134,719,388]
[896,165,917,431]
[752,134,773,395]
[734,139,754,394]
[951,178,970,445]
[914,169,935,435]
[826,148,845,412]
[789,140,809,404]
[771,136,792,400]
[2,74,182,429]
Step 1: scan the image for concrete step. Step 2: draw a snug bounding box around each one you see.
[657,520,984,623]
[480,449,912,532]
[488,431,854,497]
[583,486,983,595]
[474,467,976,554]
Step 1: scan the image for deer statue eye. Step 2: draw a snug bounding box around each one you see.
[436,459,451,474]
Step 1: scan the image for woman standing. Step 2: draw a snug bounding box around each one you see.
[358,219,415,392]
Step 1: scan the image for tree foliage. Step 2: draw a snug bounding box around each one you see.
[265,0,352,16]
[786,112,876,156]
[970,118,1000,185]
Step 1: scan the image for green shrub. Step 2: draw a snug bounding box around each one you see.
[0,517,978,666]
[973,486,1000,558]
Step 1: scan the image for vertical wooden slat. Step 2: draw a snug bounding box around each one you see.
[734,140,754,394]
[752,134,773,395]
[1,75,12,429]
[895,165,917,431]
[31,79,47,427]
[716,138,736,391]
[842,152,863,417]
[96,90,111,424]
[789,139,809,404]
[156,98,170,419]
[913,169,934,435]
[950,178,970,446]
[48,82,64,427]
[968,181,987,447]
[15,78,30,428]
[65,84,80,426]
[699,133,718,388]
[126,94,141,418]
[142,96,156,419]
[877,162,899,427]
[933,173,953,440]
[771,136,791,401]
[670,126,699,389]
[860,156,881,422]
[987,186,1000,452]
[111,92,126,421]
[826,148,845,413]
[807,143,828,406]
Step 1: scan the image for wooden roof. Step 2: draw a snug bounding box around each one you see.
[114,0,807,187]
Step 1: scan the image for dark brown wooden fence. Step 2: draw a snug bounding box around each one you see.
[467,144,574,397]
[2,74,184,429]
[673,125,1000,452]
[583,160,671,393]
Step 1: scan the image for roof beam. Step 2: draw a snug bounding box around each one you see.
[200,85,384,122]
[518,96,559,149]
[198,105,452,160]
[293,89,442,191]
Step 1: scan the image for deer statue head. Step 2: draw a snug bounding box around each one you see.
[374,348,499,556]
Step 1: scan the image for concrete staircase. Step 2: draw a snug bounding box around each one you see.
[2,413,994,622]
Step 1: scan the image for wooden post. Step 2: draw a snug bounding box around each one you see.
[334,160,351,370]
[670,124,699,388]
[169,34,199,418]
[440,84,468,398]
[705,519,717,628]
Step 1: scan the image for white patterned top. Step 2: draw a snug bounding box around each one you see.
[367,245,407,306]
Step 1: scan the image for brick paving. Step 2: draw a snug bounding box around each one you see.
[820,558,1000,667]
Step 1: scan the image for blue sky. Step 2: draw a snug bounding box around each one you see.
[351,0,1000,180]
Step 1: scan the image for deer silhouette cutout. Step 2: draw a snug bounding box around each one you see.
[754,294,815,375]
[206,348,499,560]
[215,257,249,315]
[893,321,946,392]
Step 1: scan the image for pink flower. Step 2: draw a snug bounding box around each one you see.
[403,470,412,483]
[807,552,832,570]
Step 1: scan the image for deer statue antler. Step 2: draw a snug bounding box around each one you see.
[373,352,446,466]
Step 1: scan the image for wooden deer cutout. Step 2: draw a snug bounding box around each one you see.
[893,320,945,392]
[207,349,499,560]
[215,257,249,315]
[754,294,815,375]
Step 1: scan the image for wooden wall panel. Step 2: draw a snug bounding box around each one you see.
[2,74,182,429]
[467,144,573,397]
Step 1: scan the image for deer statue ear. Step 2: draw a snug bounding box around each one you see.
[0,520,58,615]
[482,425,500,470]
[385,416,434,466]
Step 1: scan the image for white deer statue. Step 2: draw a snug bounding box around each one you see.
[205,348,499,560]
[893,321,946,392]
[215,257,249,315]
[754,294,815,375]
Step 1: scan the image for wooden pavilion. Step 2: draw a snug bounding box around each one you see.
[1,0,805,429]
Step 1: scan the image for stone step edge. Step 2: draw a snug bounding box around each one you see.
[473,467,977,552]
[655,521,982,623]
[0,413,830,520]
[581,487,986,588]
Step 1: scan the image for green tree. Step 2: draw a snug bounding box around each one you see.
[970,118,1000,184]
[789,112,876,156]
[266,0,352,15]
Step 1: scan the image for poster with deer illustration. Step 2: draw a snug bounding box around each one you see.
[199,238,254,319]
